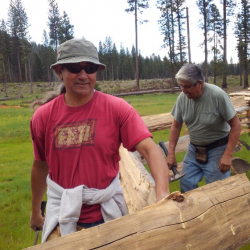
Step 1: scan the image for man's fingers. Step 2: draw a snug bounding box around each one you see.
[219,164,230,174]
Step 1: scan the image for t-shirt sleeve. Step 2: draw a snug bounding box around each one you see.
[218,92,236,122]
[30,110,46,161]
[118,100,152,152]
[171,94,183,123]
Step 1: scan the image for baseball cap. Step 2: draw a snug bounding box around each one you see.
[50,38,106,71]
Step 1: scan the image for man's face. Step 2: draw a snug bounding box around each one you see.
[57,62,98,103]
[179,80,203,100]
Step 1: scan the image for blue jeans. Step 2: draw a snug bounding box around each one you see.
[180,143,231,193]
[77,219,104,229]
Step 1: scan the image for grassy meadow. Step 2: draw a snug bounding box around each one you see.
[0,79,250,249]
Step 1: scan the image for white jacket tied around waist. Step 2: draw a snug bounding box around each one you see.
[42,173,129,242]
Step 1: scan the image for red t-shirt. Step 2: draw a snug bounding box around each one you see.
[30,91,152,223]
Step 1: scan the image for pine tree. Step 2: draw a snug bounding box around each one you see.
[157,0,178,87]
[175,0,186,65]
[48,0,60,49]
[103,37,113,80]
[208,3,223,84]
[40,30,56,82]
[119,44,126,80]
[0,19,12,82]
[221,0,236,88]
[235,0,250,89]
[196,0,213,82]
[126,0,149,89]
[7,0,30,82]
[0,54,8,96]
[58,11,74,44]
[31,51,43,82]
[98,41,105,81]
[112,43,119,80]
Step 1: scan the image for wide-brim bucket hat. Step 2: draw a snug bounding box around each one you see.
[50,38,106,71]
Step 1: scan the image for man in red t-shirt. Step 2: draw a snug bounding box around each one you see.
[30,38,170,242]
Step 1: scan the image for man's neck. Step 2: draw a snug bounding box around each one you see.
[64,90,95,107]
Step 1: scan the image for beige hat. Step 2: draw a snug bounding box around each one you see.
[50,38,106,71]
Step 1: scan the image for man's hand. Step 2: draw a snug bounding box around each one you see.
[219,154,232,174]
[135,138,170,202]
[167,119,182,171]
[30,209,45,231]
[30,160,48,231]
[166,152,177,171]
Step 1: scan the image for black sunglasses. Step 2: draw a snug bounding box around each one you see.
[62,63,99,74]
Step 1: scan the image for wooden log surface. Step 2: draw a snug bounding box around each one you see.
[23,174,250,250]
[245,97,250,105]
[231,96,250,109]
[141,112,173,132]
[119,146,156,213]
[229,91,250,97]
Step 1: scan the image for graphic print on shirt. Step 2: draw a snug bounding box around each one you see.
[54,119,96,150]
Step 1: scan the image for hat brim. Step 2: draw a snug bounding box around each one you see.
[50,56,106,71]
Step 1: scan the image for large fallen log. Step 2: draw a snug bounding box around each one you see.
[141,112,173,132]
[114,88,181,97]
[229,91,250,97]
[245,97,250,105]
[23,174,250,250]
[231,96,249,109]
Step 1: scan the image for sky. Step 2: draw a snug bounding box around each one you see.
[0,0,240,64]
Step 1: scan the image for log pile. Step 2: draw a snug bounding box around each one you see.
[230,95,250,128]
[229,91,250,105]
[23,174,250,250]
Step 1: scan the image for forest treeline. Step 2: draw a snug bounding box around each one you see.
[0,0,249,89]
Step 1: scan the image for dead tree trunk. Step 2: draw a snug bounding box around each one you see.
[23,173,250,250]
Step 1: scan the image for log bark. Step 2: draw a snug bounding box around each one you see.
[23,174,250,250]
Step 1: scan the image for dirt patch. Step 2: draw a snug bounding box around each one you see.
[0,105,21,109]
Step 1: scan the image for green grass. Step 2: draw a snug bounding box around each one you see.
[123,93,179,115]
[0,142,36,249]
[1,81,250,249]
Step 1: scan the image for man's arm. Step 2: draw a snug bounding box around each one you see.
[167,119,183,169]
[219,114,241,174]
[30,160,49,231]
[135,137,170,202]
